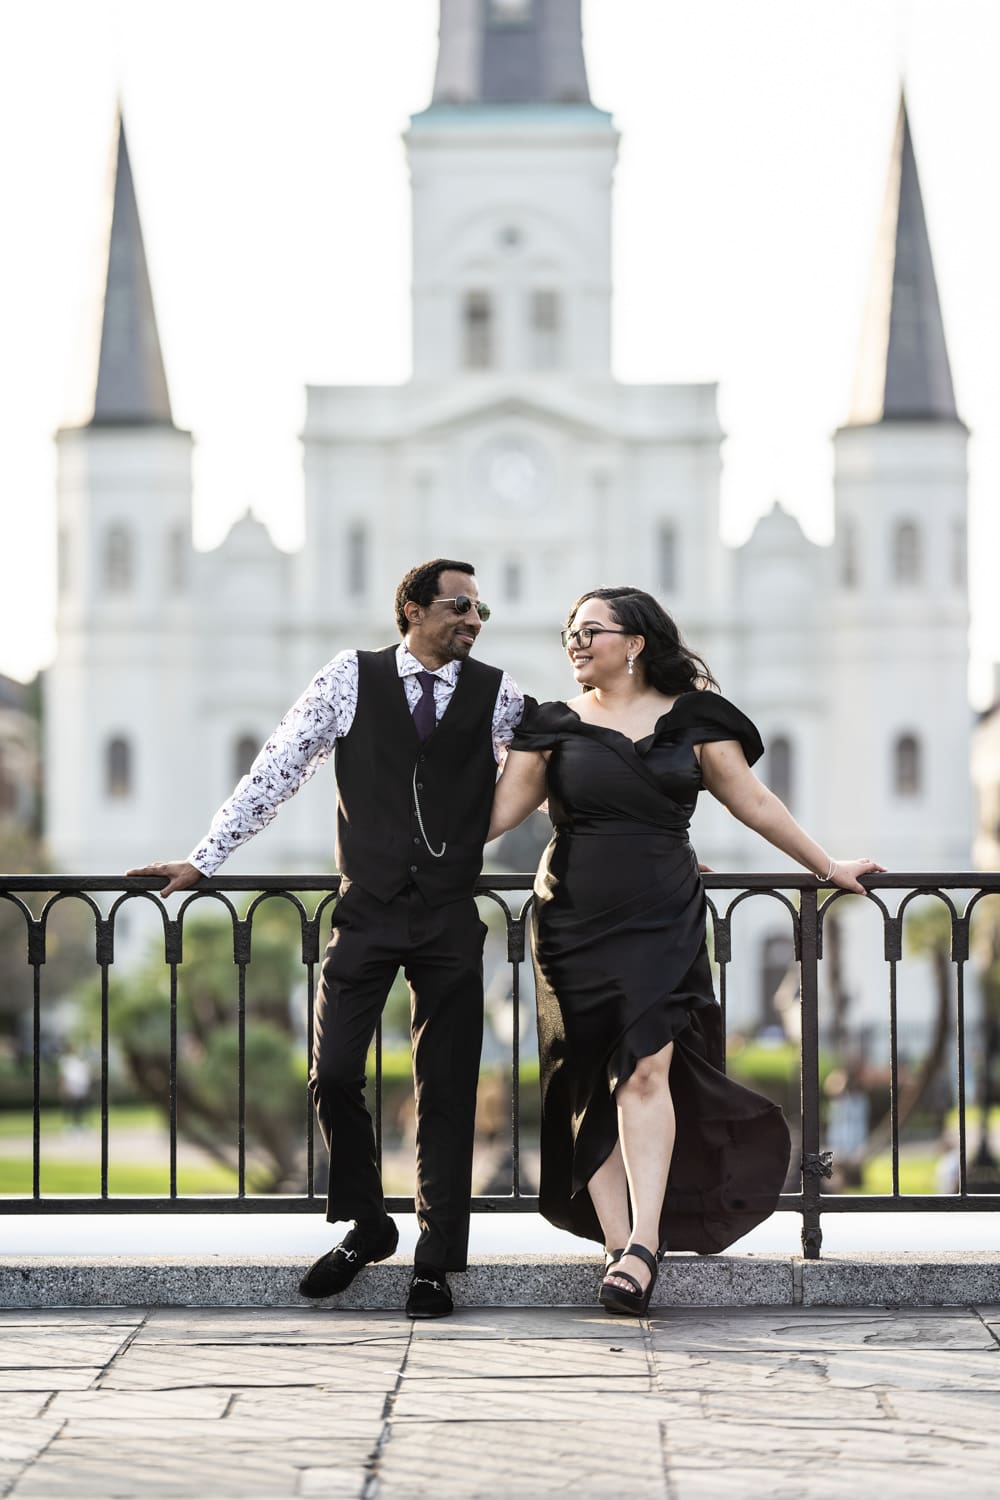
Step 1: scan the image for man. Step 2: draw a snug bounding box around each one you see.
[129,558,523,1317]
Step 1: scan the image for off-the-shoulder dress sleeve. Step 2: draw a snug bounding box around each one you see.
[509,698,576,753]
[671,691,764,767]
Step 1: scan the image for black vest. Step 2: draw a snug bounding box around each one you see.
[334,646,503,906]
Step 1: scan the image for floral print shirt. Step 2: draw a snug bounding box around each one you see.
[187,642,523,875]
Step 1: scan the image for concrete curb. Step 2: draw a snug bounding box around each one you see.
[2,1252,998,1309]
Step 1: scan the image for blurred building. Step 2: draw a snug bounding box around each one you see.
[0,673,39,835]
[973,674,1000,871]
[45,0,971,1033]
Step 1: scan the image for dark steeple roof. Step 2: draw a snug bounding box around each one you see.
[88,112,174,428]
[848,95,960,426]
[432,0,591,106]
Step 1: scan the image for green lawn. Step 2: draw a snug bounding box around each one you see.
[854,1153,940,1195]
[0,1105,161,1139]
[0,1159,241,1195]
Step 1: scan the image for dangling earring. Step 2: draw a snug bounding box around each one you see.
[627,654,635,676]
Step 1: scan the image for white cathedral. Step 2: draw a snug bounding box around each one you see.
[46,0,971,1035]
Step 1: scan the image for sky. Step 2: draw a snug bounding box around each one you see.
[2,0,999,699]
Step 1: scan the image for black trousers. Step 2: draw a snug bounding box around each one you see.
[309,882,487,1271]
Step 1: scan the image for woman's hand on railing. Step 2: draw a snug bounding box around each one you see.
[125,861,203,898]
[827,857,886,894]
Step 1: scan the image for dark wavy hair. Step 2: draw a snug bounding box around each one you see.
[394,558,475,635]
[566,587,718,695]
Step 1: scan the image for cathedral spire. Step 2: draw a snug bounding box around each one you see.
[848,94,959,426]
[432,0,591,106]
[88,110,174,427]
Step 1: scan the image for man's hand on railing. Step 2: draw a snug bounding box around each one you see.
[125,861,203,898]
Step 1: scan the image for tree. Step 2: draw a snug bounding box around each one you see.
[76,901,311,1192]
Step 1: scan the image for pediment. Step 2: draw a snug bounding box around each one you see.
[402,384,620,443]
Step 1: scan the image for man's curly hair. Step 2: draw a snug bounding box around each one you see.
[394,558,476,635]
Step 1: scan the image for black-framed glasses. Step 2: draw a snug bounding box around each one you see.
[561,626,626,650]
[431,595,492,622]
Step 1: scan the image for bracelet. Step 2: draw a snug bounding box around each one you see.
[816,856,836,881]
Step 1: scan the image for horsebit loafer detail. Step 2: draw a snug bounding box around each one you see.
[405,1270,453,1319]
[298,1217,399,1299]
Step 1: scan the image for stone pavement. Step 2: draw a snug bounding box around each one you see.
[1,1302,999,1498]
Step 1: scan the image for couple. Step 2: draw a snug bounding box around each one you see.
[131,556,882,1319]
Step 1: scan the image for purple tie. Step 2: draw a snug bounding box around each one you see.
[412,670,438,742]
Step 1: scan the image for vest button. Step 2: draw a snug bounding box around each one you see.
[413,837,420,845]
[416,782,424,790]
[418,754,426,763]
[410,864,418,873]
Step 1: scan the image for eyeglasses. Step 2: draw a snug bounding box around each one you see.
[561,626,627,650]
[431,595,492,622]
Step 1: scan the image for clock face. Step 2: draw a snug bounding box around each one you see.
[475,437,551,514]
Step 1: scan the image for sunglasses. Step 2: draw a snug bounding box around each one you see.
[431,595,492,622]
[561,626,627,649]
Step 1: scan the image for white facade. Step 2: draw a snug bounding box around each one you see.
[44,21,973,1042]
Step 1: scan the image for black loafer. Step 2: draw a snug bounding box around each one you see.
[405,1268,453,1319]
[298,1217,399,1299]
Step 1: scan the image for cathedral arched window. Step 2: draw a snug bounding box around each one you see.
[952,519,967,588]
[106,737,132,800]
[841,519,859,588]
[768,735,794,809]
[346,523,367,597]
[893,733,922,797]
[233,734,259,783]
[103,525,133,595]
[489,0,533,22]
[167,526,187,594]
[658,523,678,592]
[503,559,523,601]
[892,520,921,585]
[463,291,494,369]
[529,289,561,369]
[57,529,70,596]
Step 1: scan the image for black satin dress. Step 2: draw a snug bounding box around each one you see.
[511,691,791,1255]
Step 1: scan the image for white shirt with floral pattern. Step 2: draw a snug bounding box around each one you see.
[187,642,523,876]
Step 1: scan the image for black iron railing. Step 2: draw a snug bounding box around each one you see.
[1,873,998,1257]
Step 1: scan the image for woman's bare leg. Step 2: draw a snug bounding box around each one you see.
[605,1040,676,1293]
[586,1139,631,1256]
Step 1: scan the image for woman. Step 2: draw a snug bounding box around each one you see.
[489,588,883,1316]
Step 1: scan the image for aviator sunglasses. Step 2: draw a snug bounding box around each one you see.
[430,595,492,622]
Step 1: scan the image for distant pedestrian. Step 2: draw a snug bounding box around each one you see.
[58,1050,91,1130]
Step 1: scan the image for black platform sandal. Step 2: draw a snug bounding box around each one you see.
[598,1242,659,1317]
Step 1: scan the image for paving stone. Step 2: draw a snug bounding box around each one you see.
[229,1386,388,1422]
[651,1344,1000,1392]
[402,1335,649,1382]
[702,1387,884,1420]
[881,1387,1000,1425]
[98,1340,404,1391]
[297,1467,380,1498]
[0,1367,101,1391]
[407,1307,646,1341]
[9,1436,370,1498]
[377,1419,668,1497]
[0,1311,142,1327]
[0,1328,135,1366]
[668,1467,997,1500]
[393,1386,699,1422]
[663,1416,1000,1472]
[138,1307,407,1343]
[0,1420,62,1464]
[47,1388,233,1420]
[648,1309,995,1351]
[0,1393,52,1419]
